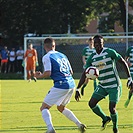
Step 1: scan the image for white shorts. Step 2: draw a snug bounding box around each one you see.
[44,87,75,106]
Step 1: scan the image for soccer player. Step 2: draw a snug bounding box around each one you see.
[124,45,133,108]
[23,43,38,82]
[35,38,86,133]
[81,37,97,95]
[75,35,133,133]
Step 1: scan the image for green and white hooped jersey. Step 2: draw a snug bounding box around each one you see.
[126,46,133,76]
[85,47,122,89]
[82,46,95,61]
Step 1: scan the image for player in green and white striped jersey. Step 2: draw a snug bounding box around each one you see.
[124,46,133,108]
[81,37,97,95]
[75,35,133,133]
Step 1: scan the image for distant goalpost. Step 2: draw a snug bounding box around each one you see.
[23,35,133,80]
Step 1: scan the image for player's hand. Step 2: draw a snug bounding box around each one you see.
[36,61,39,66]
[35,71,42,78]
[75,89,81,102]
[22,61,25,67]
[127,77,133,89]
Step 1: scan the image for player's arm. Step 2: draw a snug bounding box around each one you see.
[34,49,38,62]
[118,57,133,89]
[82,56,86,65]
[35,71,51,79]
[118,57,131,78]
[125,47,132,67]
[34,49,39,66]
[125,56,131,67]
[75,69,86,101]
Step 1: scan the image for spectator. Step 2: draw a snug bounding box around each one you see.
[16,46,24,74]
[8,47,16,73]
[0,46,9,73]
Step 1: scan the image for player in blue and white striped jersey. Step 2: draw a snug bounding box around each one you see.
[35,38,86,133]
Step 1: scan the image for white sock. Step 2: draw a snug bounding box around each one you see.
[62,108,81,127]
[42,109,54,131]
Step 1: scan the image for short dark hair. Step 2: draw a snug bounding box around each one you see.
[44,37,55,48]
[93,35,103,39]
[44,37,54,44]
[89,37,93,41]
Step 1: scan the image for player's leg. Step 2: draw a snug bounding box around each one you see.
[89,86,111,130]
[108,85,121,133]
[4,60,8,73]
[40,102,55,133]
[57,105,86,133]
[26,64,32,82]
[31,65,37,82]
[57,88,86,132]
[124,73,133,108]
[109,102,119,133]
[27,70,31,82]
[124,89,133,108]
[41,87,59,133]
[0,61,4,73]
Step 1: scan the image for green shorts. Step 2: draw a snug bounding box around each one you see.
[92,85,122,103]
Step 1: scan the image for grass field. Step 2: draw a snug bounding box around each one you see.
[0,79,133,133]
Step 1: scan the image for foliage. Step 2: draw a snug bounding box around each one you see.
[0,0,133,46]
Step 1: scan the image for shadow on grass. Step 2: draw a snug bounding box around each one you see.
[1,124,133,132]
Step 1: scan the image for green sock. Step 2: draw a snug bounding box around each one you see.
[111,113,118,129]
[93,80,97,90]
[128,91,132,100]
[92,105,106,121]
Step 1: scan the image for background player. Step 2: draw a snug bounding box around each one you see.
[124,45,133,107]
[81,37,97,95]
[23,43,38,82]
[75,35,133,133]
[35,38,86,133]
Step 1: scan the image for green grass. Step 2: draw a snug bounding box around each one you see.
[0,79,133,133]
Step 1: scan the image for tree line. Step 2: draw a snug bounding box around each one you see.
[0,0,133,46]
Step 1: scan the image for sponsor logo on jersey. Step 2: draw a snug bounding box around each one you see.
[28,53,33,57]
[95,62,106,70]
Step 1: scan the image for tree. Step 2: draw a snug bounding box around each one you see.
[91,0,133,34]
[0,0,133,46]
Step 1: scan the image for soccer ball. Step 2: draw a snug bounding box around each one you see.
[85,66,99,80]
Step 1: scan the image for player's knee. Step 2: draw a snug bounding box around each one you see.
[57,106,64,113]
[109,106,116,114]
[88,100,95,108]
[40,106,43,111]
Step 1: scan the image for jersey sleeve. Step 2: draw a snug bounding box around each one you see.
[42,55,51,72]
[107,48,122,61]
[125,47,132,57]
[84,54,93,68]
[82,47,86,56]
